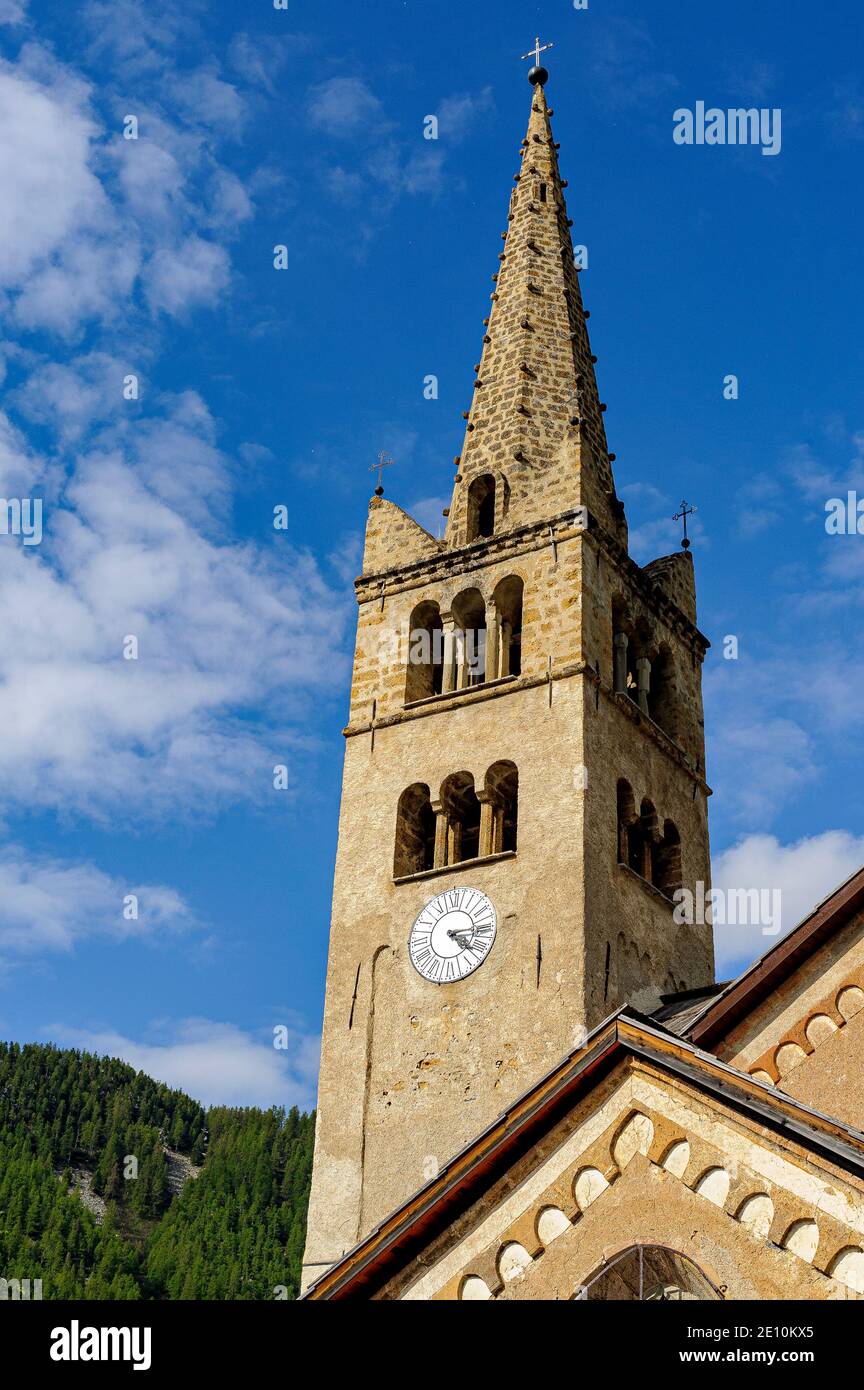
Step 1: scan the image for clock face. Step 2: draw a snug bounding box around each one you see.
[408,887,497,984]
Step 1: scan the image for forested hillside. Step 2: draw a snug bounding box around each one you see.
[0,1042,314,1299]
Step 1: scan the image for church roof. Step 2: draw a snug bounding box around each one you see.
[651,983,728,1034]
[302,1006,864,1301]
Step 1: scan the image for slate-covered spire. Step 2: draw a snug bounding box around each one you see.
[446,70,626,548]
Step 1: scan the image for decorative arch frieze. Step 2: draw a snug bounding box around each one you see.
[745,970,864,1086]
[433,1102,864,1301]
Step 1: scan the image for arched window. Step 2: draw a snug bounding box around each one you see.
[484,760,518,855]
[655,821,682,898]
[612,598,631,698]
[405,600,443,703]
[612,601,656,715]
[492,576,523,679]
[394,784,436,878]
[618,788,679,899]
[451,588,487,688]
[648,645,677,739]
[440,772,481,865]
[577,1245,722,1301]
[616,780,640,873]
[638,799,659,883]
[467,475,496,541]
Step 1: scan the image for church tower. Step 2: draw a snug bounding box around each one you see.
[301,58,714,1292]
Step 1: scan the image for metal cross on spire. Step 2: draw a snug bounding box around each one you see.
[672,499,697,550]
[521,35,554,68]
[370,451,395,496]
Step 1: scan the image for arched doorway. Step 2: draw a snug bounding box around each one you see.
[575,1245,722,1301]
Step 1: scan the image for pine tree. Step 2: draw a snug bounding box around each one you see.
[0,1042,314,1300]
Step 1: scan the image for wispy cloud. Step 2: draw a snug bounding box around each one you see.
[436,87,494,143]
[583,17,680,114]
[0,398,349,820]
[0,24,350,825]
[307,78,497,233]
[47,1017,319,1109]
[0,17,260,339]
[0,846,195,959]
[0,0,28,25]
[309,76,384,137]
[825,80,864,143]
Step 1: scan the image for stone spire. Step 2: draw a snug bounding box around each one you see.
[446,72,626,548]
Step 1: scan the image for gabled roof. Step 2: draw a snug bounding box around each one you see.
[302,1007,864,1301]
[685,864,864,1050]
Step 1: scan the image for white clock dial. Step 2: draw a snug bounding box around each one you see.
[408,887,497,984]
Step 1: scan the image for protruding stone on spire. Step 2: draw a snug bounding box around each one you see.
[446,75,627,550]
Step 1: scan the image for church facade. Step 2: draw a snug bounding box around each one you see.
[300,62,864,1302]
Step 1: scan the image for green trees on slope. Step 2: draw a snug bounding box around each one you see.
[146,1106,314,1299]
[0,1043,314,1300]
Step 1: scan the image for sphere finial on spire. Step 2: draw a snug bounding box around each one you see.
[521,35,553,86]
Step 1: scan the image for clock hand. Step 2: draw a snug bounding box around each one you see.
[447,928,474,948]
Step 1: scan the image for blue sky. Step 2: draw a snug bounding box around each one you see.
[0,0,862,1109]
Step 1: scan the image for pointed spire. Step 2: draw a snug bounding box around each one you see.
[447,72,625,548]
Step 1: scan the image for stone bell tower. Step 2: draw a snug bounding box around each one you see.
[301,58,714,1292]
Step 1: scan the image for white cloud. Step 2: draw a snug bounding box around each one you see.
[0,29,349,832]
[309,77,383,136]
[0,63,108,285]
[0,27,348,828]
[0,388,349,822]
[704,640,864,833]
[309,79,491,214]
[80,0,199,81]
[145,235,230,316]
[228,32,297,95]
[13,234,142,338]
[0,44,253,336]
[399,146,446,196]
[436,87,495,143]
[0,407,41,492]
[48,1018,319,1109]
[115,137,185,225]
[713,830,864,974]
[9,351,131,445]
[0,0,28,26]
[166,66,246,139]
[0,846,194,958]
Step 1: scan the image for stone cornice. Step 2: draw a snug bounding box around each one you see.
[354,507,710,652]
[354,508,586,603]
[345,660,588,738]
[345,667,711,794]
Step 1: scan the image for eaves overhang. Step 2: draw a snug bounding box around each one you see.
[303,1008,864,1301]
